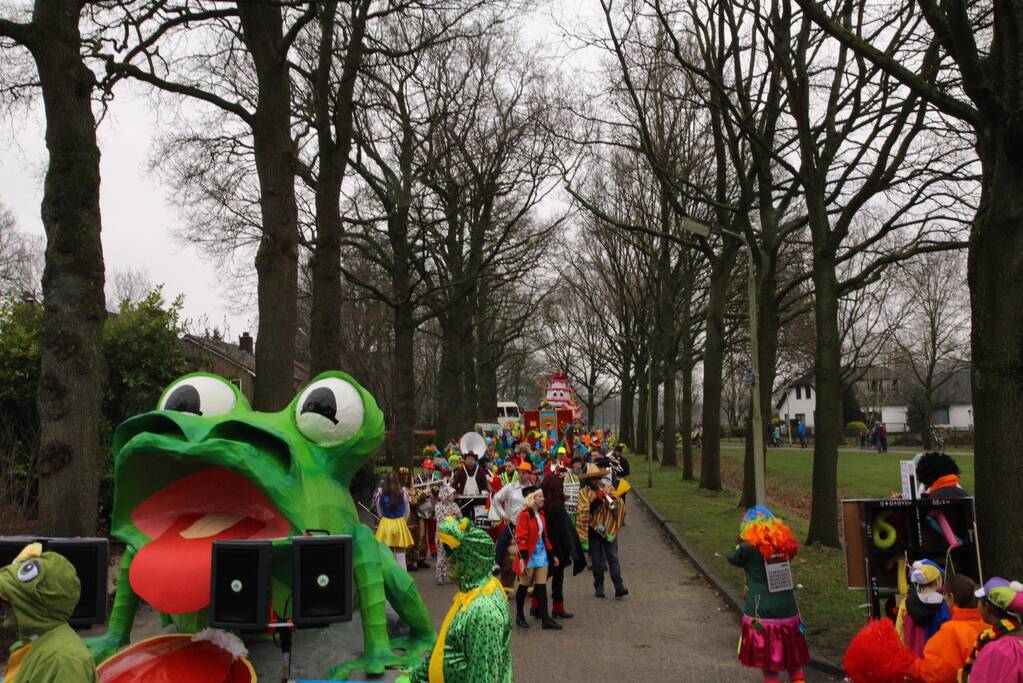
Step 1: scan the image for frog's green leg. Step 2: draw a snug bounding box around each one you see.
[84,547,139,664]
[378,539,434,660]
[326,524,397,678]
[325,525,435,679]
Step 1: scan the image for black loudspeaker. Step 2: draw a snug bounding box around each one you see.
[0,537,47,567]
[210,540,272,631]
[291,535,353,627]
[47,538,109,627]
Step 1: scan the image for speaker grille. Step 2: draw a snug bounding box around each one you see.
[291,535,353,627]
[210,541,271,630]
[42,538,108,627]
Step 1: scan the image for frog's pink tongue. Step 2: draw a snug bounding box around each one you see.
[128,468,290,615]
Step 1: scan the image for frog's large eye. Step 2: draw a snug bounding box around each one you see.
[295,377,364,445]
[17,560,40,583]
[159,376,237,417]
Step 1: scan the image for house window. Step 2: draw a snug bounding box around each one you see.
[806,385,812,399]
[796,386,802,400]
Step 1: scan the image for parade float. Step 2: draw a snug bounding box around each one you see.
[521,372,586,440]
[74,371,434,681]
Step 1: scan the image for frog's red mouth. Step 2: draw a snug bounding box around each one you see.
[129,467,291,615]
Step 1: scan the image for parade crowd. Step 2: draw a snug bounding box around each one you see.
[372,426,630,632]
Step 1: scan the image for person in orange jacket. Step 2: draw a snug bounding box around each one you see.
[908,575,988,682]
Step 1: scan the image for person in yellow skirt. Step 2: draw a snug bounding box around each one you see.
[375,470,414,569]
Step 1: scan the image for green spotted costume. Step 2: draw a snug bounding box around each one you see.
[402,518,513,683]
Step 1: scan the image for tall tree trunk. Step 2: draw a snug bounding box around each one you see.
[392,298,416,469]
[970,130,1023,579]
[681,360,694,480]
[619,354,634,447]
[700,248,736,490]
[921,388,934,450]
[458,306,478,430]
[32,1,105,536]
[309,174,342,376]
[807,247,843,547]
[239,4,299,410]
[661,358,678,467]
[308,0,366,378]
[437,320,462,440]
[636,359,648,455]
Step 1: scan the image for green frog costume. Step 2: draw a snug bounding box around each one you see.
[0,543,97,683]
[401,517,512,683]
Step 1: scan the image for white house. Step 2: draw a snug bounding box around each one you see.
[856,366,909,433]
[776,373,816,430]
[932,367,974,430]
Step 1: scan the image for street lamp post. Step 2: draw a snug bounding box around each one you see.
[676,218,765,506]
[648,353,655,489]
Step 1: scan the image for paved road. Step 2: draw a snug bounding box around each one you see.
[411,501,840,682]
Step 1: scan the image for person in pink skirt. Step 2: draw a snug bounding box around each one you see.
[727,506,809,683]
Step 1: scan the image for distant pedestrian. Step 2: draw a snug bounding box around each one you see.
[873,422,882,452]
[797,420,807,449]
[880,423,889,453]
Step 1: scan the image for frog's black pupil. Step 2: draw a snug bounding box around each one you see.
[302,387,339,425]
[166,385,202,415]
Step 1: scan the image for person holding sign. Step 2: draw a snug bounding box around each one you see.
[727,506,809,683]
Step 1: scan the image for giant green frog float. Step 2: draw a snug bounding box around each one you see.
[85,371,434,678]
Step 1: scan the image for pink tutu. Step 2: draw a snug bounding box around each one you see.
[737,614,810,672]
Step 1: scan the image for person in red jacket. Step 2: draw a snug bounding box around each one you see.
[513,487,561,631]
[908,574,987,682]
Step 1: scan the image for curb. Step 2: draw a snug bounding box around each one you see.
[631,487,846,679]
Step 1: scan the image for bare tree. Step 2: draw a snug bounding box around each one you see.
[796,0,1022,577]
[0,203,43,299]
[107,266,154,308]
[104,2,316,410]
[889,251,970,448]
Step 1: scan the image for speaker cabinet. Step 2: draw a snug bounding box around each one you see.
[210,540,272,631]
[291,535,353,627]
[47,538,109,627]
[0,537,47,568]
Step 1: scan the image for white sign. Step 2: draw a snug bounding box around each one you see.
[563,482,580,515]
[900,460,924,498]
[765,557,794,593]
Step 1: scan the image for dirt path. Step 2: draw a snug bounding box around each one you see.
[411,501,840,682]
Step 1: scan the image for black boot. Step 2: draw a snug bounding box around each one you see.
[515,585,530,628]
[535,584,562,630]
[594,582,605,598]
[614,583,629,599]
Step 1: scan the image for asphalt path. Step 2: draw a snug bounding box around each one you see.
[411,501,840,682]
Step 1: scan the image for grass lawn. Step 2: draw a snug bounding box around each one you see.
[630,448,975,662]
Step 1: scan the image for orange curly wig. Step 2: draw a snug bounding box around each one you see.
[739,506,800,561]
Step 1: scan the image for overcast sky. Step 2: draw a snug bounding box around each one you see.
[0,1,603,343]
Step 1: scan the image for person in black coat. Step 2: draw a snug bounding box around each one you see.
[539,470,586,619]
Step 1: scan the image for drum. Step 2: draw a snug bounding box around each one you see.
[456,495,488,521]
[471,506,495,529]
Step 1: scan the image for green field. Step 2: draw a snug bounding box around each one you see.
[631,448,974,662]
